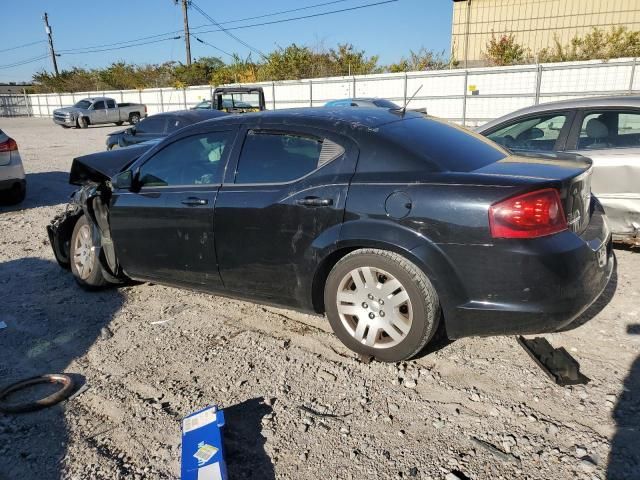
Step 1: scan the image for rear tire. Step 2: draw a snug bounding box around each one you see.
[324,249,440,362]
[129,113,141,125]
[70,215,107,289]
[3,183,26,205]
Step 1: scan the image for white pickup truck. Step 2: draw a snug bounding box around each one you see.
[53,97,147,129]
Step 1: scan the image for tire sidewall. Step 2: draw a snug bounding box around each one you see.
[129,114,140,125]
[324,251,438,362]
[69,215,105,288]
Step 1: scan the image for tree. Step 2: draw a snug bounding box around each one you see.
[538,27,640,63]
[484,33,529,66]
[387,48,449,72]
[173,56,225,86]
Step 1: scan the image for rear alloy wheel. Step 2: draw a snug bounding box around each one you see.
[70,215,107,289]
[325,249,440,362]
[129,113,141,125]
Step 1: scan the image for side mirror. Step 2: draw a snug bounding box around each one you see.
[112,170,133,190]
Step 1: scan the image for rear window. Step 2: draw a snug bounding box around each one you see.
[382,117,507,172]
[372,99,400,109]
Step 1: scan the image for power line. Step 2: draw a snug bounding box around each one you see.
[0,39,47,54]
[191,0,399,36]
[59,36,182,55]
[0,54,49,70]
[190,1,267,59]
[192,36,233,58]
[56,0,353,55]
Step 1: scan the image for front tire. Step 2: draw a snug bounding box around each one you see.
[78,117,88,129]
[70,215,107,289]
[324,249,440,362]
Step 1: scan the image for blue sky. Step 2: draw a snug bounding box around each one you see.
[1,0,453,83]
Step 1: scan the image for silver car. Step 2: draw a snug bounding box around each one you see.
[477,96,640,245]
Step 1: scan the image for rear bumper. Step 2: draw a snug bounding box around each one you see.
[427,205,614,339]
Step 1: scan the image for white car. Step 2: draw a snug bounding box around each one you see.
[0,128,26,204]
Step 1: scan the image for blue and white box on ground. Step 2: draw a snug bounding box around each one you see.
[181,406,228,480]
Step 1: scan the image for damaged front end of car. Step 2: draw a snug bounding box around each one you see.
[47,145,150,283]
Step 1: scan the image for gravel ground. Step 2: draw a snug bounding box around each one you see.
[0,117,639,480]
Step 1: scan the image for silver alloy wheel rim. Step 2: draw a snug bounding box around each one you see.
[73,224,94,280]
[336,266,413,349]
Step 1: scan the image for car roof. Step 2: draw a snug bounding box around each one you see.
[201,107,418,129]
[479,95,640,131]
[150,109,226,121]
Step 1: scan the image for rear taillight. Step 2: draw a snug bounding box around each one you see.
[144,105,148,113]
[489,188,567,239]
[0,138,17,152]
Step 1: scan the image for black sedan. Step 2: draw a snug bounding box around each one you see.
[48,108,613,362]
[105,109,225,150]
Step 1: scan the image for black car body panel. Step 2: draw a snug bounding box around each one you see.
[70,145,151,185]
[49,108,613,342]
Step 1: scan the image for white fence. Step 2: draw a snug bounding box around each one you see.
[3,57,640,126]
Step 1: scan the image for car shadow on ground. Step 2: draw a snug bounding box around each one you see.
[0,257,124,480]
[223,397,275,479]
[608,326,640,479]
[0,171,74,211]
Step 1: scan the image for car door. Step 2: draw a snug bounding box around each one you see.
[483,110,574,153]
[90,100,108,124]
[123,115,167,146]
[214,124,358,308]
[106,99,119,122]
[109,127,237,287]
[565,108,640,234]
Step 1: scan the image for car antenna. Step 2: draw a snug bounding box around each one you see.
[395,85,423,116]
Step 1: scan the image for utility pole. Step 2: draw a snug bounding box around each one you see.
[179,0,192,66]
[43,12,59,76]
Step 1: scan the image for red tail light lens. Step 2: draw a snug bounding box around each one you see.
[144,105,148,113]
[0,138,17,152]
[489,188,567,239]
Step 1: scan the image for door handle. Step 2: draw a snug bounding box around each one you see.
[181,197,208,206]
[295,196,333,207]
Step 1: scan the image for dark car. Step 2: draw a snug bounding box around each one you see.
[106,109,225,150]
[48,108,613,362]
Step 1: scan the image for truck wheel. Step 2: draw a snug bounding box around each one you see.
[115,121,124,126]
[78,117,88,129]
[70,215,107,289]
[128,113,141,125]
[324,249,440,362]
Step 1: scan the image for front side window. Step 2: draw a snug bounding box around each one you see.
[487,113,567,152]
[74,100,92,109]
[106,99,116,108]
[136,116,166,135]
[93,100,106,110]
[578,110,640,149]
[235,131,336,184]
[138,131,232,187]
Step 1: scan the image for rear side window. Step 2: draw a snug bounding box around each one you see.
[235,131,344,184]
[106,99,116,108]
[382,117,507,172]
[93,100,105,109]
[578,110,640,149]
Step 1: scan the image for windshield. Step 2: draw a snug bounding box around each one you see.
[73,100,92,109]
[382,117,508,172]
[218,93,260,109]
[372,99,400,109]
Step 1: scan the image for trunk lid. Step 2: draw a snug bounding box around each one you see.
[474,153,594,235]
